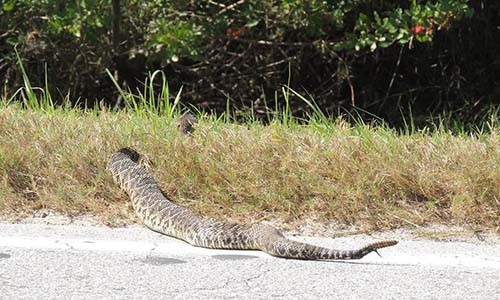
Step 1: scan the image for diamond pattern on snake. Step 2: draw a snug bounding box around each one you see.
[107,146,397,260]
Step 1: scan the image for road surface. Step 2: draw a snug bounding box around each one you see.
[0,223,499,300]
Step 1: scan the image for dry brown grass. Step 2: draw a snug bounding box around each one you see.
[0,105,499,232]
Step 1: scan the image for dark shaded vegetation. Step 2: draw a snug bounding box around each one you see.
[0,0,498,126]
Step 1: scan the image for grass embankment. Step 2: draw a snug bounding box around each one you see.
[0,104,499,232]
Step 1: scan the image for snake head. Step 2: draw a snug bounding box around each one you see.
[117,147,141,162]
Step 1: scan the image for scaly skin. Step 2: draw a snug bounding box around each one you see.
[107,147,398,260]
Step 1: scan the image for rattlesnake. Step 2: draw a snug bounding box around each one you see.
[107,146,397,260]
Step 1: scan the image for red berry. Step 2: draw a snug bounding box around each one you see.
[411,25,424,35]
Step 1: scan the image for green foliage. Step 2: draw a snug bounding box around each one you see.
[0,0,472,60]
[1,0,494,126]
[349,0,471,51]
[1,1,109,38]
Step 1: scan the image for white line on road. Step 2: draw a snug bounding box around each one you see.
[1,235,499,268]
[0,235,269,257]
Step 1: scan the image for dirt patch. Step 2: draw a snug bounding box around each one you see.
[0,209,102,227]
[1,209,497,244]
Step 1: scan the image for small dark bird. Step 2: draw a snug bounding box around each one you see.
[177,113,198,136]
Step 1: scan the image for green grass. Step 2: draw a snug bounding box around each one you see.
[0,62,499,231]
[0,99,499,231]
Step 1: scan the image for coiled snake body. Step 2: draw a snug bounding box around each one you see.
[107,147,397,260]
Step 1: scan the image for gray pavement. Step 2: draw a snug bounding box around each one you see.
[0,223,499,300]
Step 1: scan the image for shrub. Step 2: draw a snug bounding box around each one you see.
[2,0,496,126]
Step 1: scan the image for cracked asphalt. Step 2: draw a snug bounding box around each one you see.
[0,223,499,300]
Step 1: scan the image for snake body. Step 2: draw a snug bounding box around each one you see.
[107,147,397,260]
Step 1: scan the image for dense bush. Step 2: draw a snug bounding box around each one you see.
[1,0,497,125]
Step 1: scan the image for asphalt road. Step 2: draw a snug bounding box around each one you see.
[0,223,499,300]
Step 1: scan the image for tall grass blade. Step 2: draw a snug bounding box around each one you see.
[105,68,128,109]
[15,47,39,109]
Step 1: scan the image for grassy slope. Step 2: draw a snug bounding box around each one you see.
[0,104,498,232]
